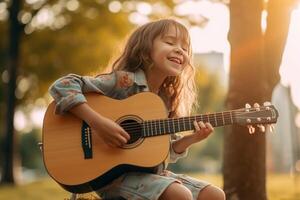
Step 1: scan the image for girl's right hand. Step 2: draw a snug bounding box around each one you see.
[89,114,131,148]
[69,103,130,148]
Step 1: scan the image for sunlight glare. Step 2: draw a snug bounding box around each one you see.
[14,110,27,132]
[280,6,300,109]
[188,2,229,53]
[136,2,152,15]
[30,107,46,128]
[108,1,122,13]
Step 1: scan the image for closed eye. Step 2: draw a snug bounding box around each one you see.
[165,41,174,45]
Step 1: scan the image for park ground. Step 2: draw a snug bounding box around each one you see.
[0,173,299,200]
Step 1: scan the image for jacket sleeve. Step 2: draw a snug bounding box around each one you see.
[49,72,117,114]
[169,134,188,163]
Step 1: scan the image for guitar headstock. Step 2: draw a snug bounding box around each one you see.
[234,102,279,134]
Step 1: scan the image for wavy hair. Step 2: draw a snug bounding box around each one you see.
[111,19,197,117]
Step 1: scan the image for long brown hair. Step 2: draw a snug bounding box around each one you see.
[111,19,197,117]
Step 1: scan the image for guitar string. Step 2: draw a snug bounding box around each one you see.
[91,111,273,134]
[117,111,273,130]
[121,116,271,134]
[90,113,273,138]
[85,109,274,138]
[113,108,272,128]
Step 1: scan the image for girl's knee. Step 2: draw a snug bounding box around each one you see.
[159,182,193,200]
[197,185,225,200]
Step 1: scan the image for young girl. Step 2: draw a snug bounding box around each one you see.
[49,18,225,200]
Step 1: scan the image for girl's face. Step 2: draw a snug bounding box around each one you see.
[150,25,190,77]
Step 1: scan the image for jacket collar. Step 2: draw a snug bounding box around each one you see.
[134,69,148,88]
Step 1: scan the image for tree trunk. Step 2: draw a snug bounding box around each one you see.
[223,0,266,199]
[1,0,22,184]
[223,0,295,199]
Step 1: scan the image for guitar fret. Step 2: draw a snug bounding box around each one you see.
[167,119,171,133]
[153,121,157,134]
[230,111,233,124]
[182,118,186,131]
[163,119,166,134]
[204,114,208,123]
[158,119,161,135]
[188,117,192,130]
[214,113,218,127]
[224,111,232,125]
[216,113,223,126]
[172,119,176,132]
[150,121,153,136]
[222,112,225,126]
[147,122,149,136]
[147,121,150,136]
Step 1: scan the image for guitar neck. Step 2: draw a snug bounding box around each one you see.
[142,111,236,137]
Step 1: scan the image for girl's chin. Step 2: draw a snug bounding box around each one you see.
[168,68,182,76]
[170,64,183,74]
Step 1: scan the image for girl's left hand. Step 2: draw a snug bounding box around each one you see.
[190,121,214,142]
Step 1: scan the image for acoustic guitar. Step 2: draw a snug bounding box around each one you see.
[42,92,278,193]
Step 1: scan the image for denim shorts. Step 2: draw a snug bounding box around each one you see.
[96,170,210,200]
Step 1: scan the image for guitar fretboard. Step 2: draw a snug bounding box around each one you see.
[142,111,236,137]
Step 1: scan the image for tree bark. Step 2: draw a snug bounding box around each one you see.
[223,0,295,199]
[1,0,22,184]
[223,0,266,199]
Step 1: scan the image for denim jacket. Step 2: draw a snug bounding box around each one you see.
[49,69,188,164]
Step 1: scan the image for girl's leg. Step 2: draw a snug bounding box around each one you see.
[159,182,193,200]
[197,185,225,200]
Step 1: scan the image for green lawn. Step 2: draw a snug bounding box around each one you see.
[0,174,299,200]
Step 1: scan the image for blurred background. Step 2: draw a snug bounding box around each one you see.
[0,0,300,199]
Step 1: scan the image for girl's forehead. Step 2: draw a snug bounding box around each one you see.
[160,25,190,44]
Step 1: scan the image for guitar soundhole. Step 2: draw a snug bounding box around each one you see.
[120,119,143,145]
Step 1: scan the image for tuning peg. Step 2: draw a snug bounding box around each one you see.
[254,103,260,107]
[247,125,255,134]
[257,124,266,133]
[245,103,251,112]
[268,124,275,133]
[254,103,260,111]
[263,101,272,106]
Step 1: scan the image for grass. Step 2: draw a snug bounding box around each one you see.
[0,173,299,200]
[192,173,300,200]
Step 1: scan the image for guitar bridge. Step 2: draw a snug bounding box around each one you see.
[81,121,93,159]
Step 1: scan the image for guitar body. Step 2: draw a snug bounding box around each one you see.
[43,91,279,193]
[42,92,170,193]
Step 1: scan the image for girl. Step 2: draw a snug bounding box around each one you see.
[49,18,225,200]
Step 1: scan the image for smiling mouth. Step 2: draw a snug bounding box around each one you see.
[168,57,182,64]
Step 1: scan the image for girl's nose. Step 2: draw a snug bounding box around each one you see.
[174,47,183,55]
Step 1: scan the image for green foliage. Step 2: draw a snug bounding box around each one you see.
[19,129,44,171]
[20,2,133,101]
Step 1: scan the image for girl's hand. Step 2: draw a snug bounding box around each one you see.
[171,121,214,154]
[69,103,130,148]
[190,121,214,143]
[88,114,130,148]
